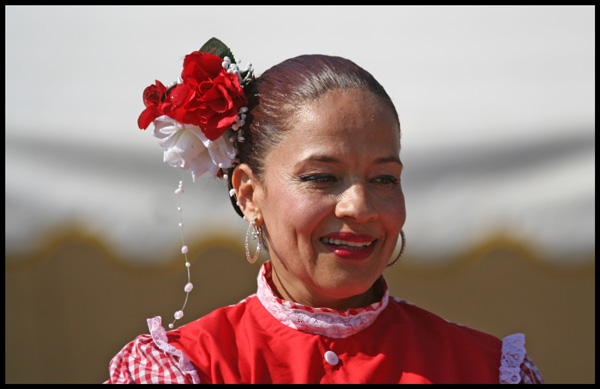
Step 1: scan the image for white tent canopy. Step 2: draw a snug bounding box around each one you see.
[6,6,594,266]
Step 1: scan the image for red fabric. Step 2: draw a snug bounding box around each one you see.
[105,263,544,384]
[165,296,506,384]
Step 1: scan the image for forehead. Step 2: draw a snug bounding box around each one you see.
[282,88,400,155]
[298,88,396,126]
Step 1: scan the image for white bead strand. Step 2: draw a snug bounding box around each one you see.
[168,176,194,330]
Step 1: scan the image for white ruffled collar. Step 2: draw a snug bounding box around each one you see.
[255,261,389,339]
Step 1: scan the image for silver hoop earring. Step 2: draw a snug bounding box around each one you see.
[386,229,406,269]
[245,216,263,264]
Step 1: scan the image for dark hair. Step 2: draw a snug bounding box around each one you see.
[227,54,400,218]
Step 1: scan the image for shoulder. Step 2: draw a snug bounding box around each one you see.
[105,295,259,384]
[387,297,544,384]
[386,297,501,349]
[104,317,201,384]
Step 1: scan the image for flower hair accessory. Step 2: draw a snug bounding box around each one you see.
[138,37,254,181]
[137,38,254,329]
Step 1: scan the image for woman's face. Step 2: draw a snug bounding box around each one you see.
[244,88,405,310]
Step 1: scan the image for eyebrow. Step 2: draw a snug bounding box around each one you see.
[297,154,403,167]
[373,155,403,166]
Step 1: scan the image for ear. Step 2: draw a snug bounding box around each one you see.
[231,163,264,223]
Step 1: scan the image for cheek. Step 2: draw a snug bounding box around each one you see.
[263,185,331,243]
[381,191,407,232]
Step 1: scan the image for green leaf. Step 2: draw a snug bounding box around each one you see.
[199,37,235,63]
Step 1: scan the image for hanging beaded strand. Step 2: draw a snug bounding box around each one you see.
[165,63,248,330]
[168,177,193,329]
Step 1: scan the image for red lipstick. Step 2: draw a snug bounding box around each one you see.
[321,232,376,260]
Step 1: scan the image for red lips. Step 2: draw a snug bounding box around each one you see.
[321,232,376,260]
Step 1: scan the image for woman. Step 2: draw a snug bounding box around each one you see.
[106,39,544,384]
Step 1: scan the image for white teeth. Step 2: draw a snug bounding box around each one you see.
[321,238,374,248]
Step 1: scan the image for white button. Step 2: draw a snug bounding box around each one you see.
[324,350,339,365]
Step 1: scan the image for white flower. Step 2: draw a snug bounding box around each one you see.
[152,115,236,181]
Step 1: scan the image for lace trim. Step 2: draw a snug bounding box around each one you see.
[256,261,389,339]
[147,316,201,384]
[499,333,526,384]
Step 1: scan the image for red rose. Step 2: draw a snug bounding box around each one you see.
[176,52,247,140]
[192,73,247,140]
[181,52,224,82]
[138,52,247,141]
[161,82,196,125]
[137,80,167,129]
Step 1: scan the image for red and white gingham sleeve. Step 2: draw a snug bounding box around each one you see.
[518,354,544,384]
[104,316,200,384]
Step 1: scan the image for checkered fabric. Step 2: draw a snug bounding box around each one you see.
[105,334,195,384]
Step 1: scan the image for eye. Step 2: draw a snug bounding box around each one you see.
[299,174,338,185]
[372,175,400,186]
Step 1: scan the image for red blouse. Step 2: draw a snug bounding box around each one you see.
[105,262,543,384]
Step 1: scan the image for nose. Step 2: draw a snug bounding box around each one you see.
[335,183,378,223]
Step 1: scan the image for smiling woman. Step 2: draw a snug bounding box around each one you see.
[105,38,544,384]
[232,87,405,311]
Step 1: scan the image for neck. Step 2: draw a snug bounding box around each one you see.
[269,262,381,312]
